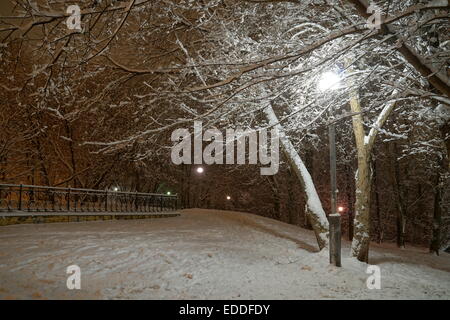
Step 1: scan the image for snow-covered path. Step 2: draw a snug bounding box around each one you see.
[0,209,449,299]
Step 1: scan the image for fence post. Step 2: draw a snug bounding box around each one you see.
[67,188,71,211]
[18,184,23,211]
[105,191,108,212]
[160,196,163,212]
[51,189,55,211]
[329,213,342,267]
[135,192,138,212]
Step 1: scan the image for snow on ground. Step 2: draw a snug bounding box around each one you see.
[0,209,449,299]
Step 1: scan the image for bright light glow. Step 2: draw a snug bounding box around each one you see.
[113,187,119,192]
[167,191,171,196]
[196,167,204,174]
[338,206,345,213]
[318,71,341,92]
[226,196,231,200]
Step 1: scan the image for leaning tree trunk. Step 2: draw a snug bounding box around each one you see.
[264,105,329,250]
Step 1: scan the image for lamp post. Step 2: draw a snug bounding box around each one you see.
[329,124,337,217]
[194,166,204,207]
[225,195,232,210]
[318,70,342,217]
[318,70,342,267]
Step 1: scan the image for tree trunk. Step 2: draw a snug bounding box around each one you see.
[267,175,281,220]
[304,148,315,229]
[349,89,371,263]
[373,159,383,244]
[430,172,442,255]
[393,142,407,248]
[351,150,371,262]
[286,170,299,225]
[430,122,449,254]
[348,86,397,262]
[345,165,354,241]
[264,105,329,250]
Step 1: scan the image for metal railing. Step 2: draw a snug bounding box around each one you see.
[0,184,178,213]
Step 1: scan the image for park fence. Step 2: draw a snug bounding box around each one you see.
[0,184,178,213]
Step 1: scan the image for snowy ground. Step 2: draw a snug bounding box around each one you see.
[0,209,449,299]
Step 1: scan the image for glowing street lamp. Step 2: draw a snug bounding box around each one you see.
[319,69,344,268]
[318,71,342,92]
[196,167,204,174]
[226,195,231,200]
[113,187,119,192]
[338,206,345,213]
[167,191,171,196]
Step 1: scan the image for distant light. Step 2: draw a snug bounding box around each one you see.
[167,191,171,196]
[338,206,345,213]
[318,71,341,92]
[226,196,231,200]
[113,187,119,192]
[196,167,204,174]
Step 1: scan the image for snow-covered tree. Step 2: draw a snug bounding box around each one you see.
[1,0,448,258]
